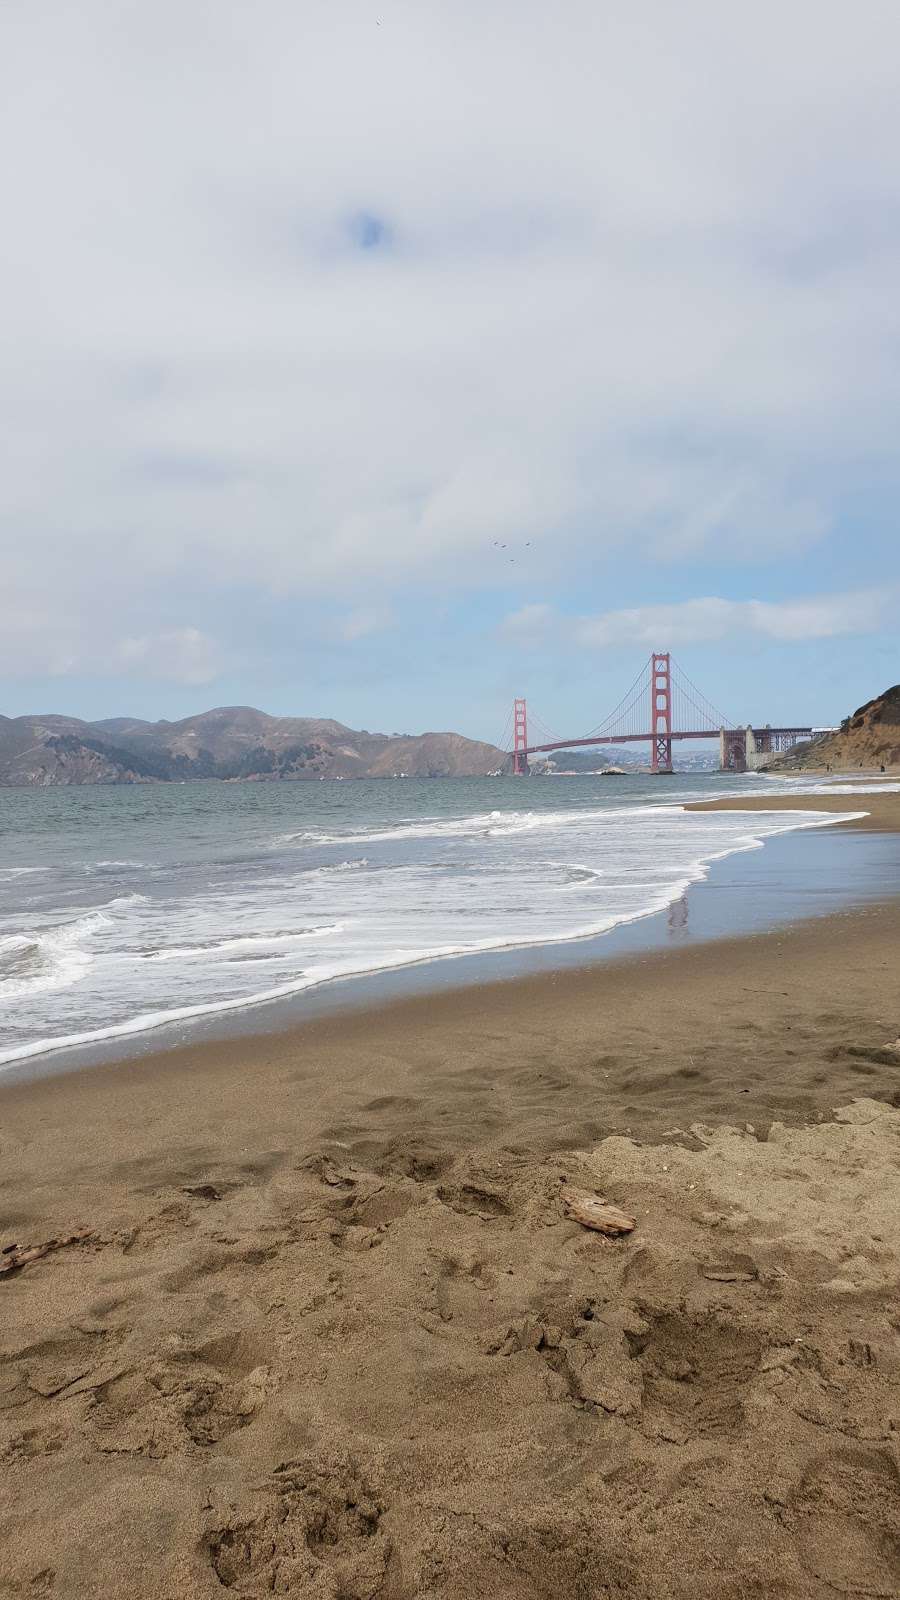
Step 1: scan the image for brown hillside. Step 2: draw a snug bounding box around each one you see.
[774,683,900,773]
[0,707,508,786]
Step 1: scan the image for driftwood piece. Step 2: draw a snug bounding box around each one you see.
[0,1227,93,1278]
[702,1263,757,1283]
[560,1185,635,1236]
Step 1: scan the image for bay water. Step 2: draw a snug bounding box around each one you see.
[0,772,889,1067]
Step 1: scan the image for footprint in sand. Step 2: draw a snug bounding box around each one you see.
[436,1182,511,1220]
[628,1308,763,1444]
[7,1327,125,1404]
[207,1458,393,1597]
[88,1328,273,1456]
[788,1448,900,1597]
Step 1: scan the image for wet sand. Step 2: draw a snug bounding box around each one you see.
[2,798,900,1597]
[687,788,900,830]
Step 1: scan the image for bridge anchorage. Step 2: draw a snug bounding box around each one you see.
[506,651,815,775]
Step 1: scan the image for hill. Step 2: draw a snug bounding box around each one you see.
[536,747,645,774]
[537,746,720,774]
[772,684,900,773]
[0,708,507,786]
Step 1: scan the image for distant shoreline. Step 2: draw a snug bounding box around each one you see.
[0,766,712,788]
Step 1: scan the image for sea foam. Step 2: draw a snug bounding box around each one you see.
[0,788,866,1067]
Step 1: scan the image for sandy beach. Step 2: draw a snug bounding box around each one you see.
[686,790,900,830]
[2,796,900,1598]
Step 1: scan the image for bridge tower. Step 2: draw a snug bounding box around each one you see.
[719,727,747,772]
[512,698,529,775]
[650,652,673,774]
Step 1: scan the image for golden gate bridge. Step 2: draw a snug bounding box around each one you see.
[503,652,816,775]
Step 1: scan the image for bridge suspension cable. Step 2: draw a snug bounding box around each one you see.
[493,705,513,757]
[528,707,565,746]
[504,648,812,774]
[580,660,649,741]
[670,657,733,733]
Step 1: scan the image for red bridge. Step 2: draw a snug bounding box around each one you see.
[506,652,817,775]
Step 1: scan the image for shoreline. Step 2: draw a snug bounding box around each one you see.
[3,795,900,1595]
[2,889,899,1126]
[685,788,900,829]
[5,794,900,1081]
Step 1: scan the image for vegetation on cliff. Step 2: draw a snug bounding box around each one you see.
[774,684,900,772]
[0,707,507,786]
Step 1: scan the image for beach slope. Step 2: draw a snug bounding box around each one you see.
[2,893,900,1596]
[686,789,900,830]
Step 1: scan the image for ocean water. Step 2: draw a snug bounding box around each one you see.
[0,771,891,1067]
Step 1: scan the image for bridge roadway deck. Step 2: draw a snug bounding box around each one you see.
[523,729,813,756]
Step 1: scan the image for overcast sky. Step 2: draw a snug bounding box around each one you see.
[2,1,899,739]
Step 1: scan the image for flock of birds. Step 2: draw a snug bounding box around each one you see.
[493,540,532,565]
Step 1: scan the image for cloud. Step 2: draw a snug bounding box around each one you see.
[338,605,395,642]
[500,603,556,642]
[115,628,220,684]
[0,616,219,685]
[504,589,895,650]
[1,2,899,688]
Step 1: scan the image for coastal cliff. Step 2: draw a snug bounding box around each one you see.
[773,683,900,772]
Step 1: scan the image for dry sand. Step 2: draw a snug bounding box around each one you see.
[2,798,900,1598]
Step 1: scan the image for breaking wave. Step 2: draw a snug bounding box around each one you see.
[0,782,868,1067]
